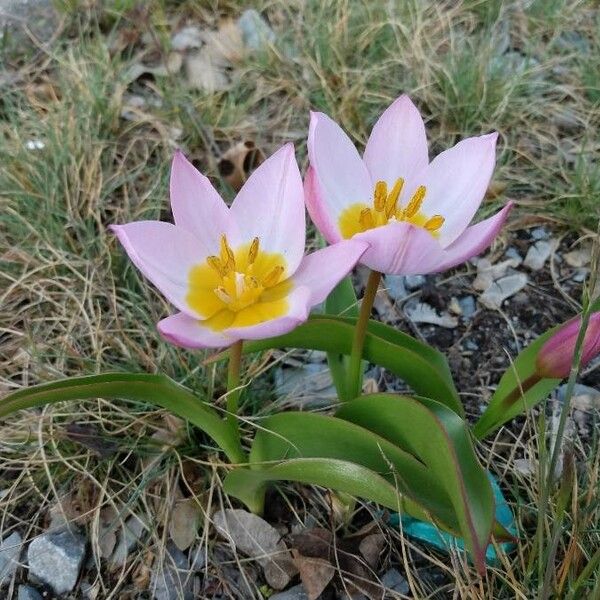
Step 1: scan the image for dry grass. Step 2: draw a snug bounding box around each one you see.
[1,0,599,598]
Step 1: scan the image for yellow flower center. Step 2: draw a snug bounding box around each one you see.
[186,235,291,331]
[338,178,445,239]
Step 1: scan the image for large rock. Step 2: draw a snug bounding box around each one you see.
[0,531,22,585]
[18,584,43,600]
[27,528,86,595]
[150,541,193,600]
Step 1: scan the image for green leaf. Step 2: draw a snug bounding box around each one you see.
[336,394,495,573]
[473,328,561,440]
[239,315,463,414]
[248,411,460,533]
[0,373,243,462]
[324,277,360,401]
[224,458,412,515]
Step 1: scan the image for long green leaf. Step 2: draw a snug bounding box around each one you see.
[249,411,459,533]
[224,458,411,515]
[473,328,561,440]
[237,315,462,414]
[336,394,494,573]
[324,276,360,401]
[0,373,243,462]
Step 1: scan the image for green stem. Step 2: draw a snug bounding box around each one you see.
[225,340,246,464]
[535,308,594,593]
[346,270,381,400]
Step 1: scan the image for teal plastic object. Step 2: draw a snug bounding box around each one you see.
[388,473,517,566]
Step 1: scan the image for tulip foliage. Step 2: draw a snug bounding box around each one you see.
[1,95,599,575]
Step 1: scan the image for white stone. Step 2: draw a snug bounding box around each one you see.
[479,273,528,309]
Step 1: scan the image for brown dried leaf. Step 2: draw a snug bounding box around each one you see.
[65,422,119,458]
[218,140,265,191]
[213,509,297,590]
[169,498,201,551]
[292,550,335,600]
[358,534,386,569]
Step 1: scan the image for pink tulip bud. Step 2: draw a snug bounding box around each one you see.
[536,312,600,378]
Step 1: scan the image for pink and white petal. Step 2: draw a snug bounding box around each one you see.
[353,221,448,275]
[363,95,429,188]
[304,166,343,244]
[229,144,305,275]
[170,151,238,252]
[419,132,498,247]
[158,312,233,349]
[291,239,368,305]
[434,202,514,272]
[225,286,312,341]
[111,221,205,318]
[308,111,372,228]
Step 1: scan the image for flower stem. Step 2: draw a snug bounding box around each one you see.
[346,270,381,400]
[225,340,246,464]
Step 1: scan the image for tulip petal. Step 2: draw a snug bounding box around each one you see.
[354,221,447,275]
[363,95,429,189]
[304,166,343,244]
[111,221,205,318]
[307,111,372,237]
[419,133,498,247]
[291,239,368,305]
[158,312,232,349]
[170,151,237,252]
[434,202,514,272]
[230,144,305,276]
[225,286,312,341]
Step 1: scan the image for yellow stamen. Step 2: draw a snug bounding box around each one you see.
[220,234,235,271]
[262,265,284,287]
[373,181,387,212]
[386,177,404,218]
[244,274,259,288]
[359,207,375,229]
[424,215,445,231]
[214,286,232,304]
[248,237,259,264]
[207,255,226,277]
[405,185,426,218]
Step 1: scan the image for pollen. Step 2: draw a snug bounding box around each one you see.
[337,178,445,239]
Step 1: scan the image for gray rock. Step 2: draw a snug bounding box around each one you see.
[271,584,310,600]
[557,384,600,410]
[572,268,589,283]
[463,339,479,352]
[479,273,528,309]
[27,528,86,595]
[274,363,336,407]
[404,274,426,290]
[530,227,549,241]
[110,514,146,567]
[150,541,193,600]
[238,9,275,51]
[458,295,477,319]
[381,567,410,595]
[504,247,523,264]
[18,585,43,600]
[0,531,22,585]
[384,275,407,301]
[0,0,59,45]
[524,240,557,271]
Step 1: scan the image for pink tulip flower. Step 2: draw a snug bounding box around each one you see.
[112,145,367,349]
[305,95,514,275]
[536,312,600,378]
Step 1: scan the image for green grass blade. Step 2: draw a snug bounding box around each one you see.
[0,373,242,462]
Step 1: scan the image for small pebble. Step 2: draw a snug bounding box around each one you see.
[530,227,549,240]
[0,531,22,584]
[381,567,409,594]
[404,274,426,290]
[271,584,309,600]
[384,275,407,301]
[18,585,43,600]
[458,295,477,319]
